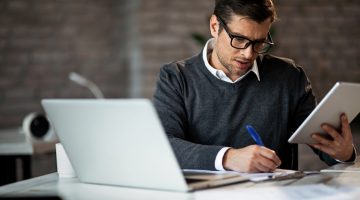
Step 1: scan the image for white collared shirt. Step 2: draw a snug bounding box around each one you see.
[202,39,260,83]
[202,38,260,171]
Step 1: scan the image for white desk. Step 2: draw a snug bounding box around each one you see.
[0,129,33,155]
[1,160,360,199]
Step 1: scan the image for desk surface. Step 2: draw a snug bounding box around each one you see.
[0,129,33,155]
[1,162,360,200]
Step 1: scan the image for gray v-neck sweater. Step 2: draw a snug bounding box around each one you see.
[153,53,337,170]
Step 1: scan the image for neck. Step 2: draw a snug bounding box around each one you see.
[209,49,247,82]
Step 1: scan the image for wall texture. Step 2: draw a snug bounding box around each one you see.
[139,0,360,98]
[1,0,359,129]
[0,0,134,128]
[274,0,360,98]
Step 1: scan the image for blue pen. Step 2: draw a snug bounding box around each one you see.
[246,125,265,146]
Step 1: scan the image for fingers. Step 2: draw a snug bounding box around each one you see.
[312,113,353,147]
[319,124,343,143]
[311,128,341,157]
[315,113,352,142]
[311,132,339,147]
[259,147,282,168]
[309,143,336,157]
[255,161,275,172]
[310,113,354,161]
[340,114,353,141]
[222,145,282,173]
[252,146,281,172]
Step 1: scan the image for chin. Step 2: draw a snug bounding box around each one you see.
[235,65,251,73]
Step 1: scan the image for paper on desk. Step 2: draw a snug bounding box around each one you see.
[195,184,360,200]
[237,169,299,182]
[212,168,301,182]
[321,161,360,173]
[183,169,298,182]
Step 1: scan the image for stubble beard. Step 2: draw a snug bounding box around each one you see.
[215,47,240,78]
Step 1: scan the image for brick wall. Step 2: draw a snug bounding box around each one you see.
[0,0,134,128]
[0,0,359,128]
[138,0,213,97]
[139,0,360,99]
[274,0,360,98]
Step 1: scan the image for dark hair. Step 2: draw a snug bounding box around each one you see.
[213,0,277,25]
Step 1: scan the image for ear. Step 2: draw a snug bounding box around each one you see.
[209,15,219,38]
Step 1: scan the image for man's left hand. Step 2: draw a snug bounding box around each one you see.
[309,113,354,162]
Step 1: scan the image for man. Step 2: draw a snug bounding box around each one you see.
[153,0,356,172]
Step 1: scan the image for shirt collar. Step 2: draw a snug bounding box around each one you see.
[202,38,260,83]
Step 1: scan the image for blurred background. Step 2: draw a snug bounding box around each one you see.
[0,0,359,185]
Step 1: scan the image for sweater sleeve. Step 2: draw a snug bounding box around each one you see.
[153,64,223,170]
[291,65,339,166]
[291,66,316,131]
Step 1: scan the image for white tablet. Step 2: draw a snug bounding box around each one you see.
[288,82,360,144]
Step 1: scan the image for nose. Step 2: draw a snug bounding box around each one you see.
[242,44,256,59]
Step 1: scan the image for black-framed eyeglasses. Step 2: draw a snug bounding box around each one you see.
[217,16,274,54]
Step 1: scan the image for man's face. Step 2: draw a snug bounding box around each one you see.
[210,14,272,81]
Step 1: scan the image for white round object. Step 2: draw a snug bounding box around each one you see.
[22,112,57,143]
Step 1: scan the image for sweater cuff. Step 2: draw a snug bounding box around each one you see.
[215,147,231,171]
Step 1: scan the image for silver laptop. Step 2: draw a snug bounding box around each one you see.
[42,99,247,192]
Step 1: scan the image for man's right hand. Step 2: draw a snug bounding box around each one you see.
[223,145,282,173]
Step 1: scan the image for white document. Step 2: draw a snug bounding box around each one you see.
[321,161,360,173]
[237,169,300,182]
[183,169,300,182]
